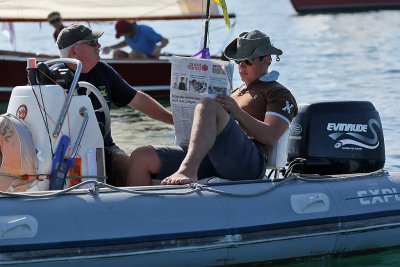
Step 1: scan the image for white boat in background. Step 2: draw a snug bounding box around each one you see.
[0,0,235,101]
[0,0,222,21]
[1,57,400,266]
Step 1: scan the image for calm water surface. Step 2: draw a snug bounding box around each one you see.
[1,0,400,265]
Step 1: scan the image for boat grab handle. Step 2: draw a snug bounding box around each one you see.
[0,215,38,239]
[43,58,82,137]
[70,107,89,158]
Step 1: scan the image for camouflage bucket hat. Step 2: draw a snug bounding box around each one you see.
[224,30,282,60]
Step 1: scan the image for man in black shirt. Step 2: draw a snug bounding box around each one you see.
[55,24,173,186]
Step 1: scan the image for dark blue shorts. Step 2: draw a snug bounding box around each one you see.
[152,117,267,181]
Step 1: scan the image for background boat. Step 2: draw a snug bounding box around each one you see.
[0,50,172,100]
[290,0,400,13]
[0,0,234,101]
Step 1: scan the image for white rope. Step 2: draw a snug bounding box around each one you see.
[0,169,387,199]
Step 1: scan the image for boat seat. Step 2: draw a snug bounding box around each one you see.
[266,129,289,170]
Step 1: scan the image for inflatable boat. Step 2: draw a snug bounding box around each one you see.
[1,58,399,267]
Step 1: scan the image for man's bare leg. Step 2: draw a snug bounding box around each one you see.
[161,98,230,185]
[126,146,161,186]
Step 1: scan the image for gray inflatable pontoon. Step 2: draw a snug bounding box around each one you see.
[0,59,398,266]
[1,170,400,267]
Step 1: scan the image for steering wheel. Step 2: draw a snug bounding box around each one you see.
[78,81,111,137]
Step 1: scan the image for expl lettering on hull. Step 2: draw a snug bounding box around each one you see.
[357,188,400,205]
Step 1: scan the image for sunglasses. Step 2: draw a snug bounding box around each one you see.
[234,59,255,66]
[234,56,266,66]
[74,39,99,48]
[49,18,60,24]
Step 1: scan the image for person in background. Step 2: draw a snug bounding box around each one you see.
[126,30,298,186]
[54,24,173,186]
[102,20,168,60]
[47,11,65,41]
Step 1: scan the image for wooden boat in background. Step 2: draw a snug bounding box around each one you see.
[0,0,234,102]
[290,0,400,13]
[0,50,171,101]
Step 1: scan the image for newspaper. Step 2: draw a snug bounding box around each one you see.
[170,56,234,146]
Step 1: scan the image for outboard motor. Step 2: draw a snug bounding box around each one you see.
[287,101,385,175]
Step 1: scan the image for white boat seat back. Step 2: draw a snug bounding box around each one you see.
[266,129,289,169]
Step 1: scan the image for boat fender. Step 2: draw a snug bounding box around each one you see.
[0,113,37,192]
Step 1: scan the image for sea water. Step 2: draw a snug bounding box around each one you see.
[1,0,400,265]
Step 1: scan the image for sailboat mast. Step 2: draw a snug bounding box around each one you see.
[203,0,211,50]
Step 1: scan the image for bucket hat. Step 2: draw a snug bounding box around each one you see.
[56,24,103,49]
[224,30,282,61]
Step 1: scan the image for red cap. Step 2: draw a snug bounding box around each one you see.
[115,20,130,38]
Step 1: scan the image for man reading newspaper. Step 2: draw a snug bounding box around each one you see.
[126,30,297,186]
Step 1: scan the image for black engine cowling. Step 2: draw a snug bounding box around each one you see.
[287,101,385,175]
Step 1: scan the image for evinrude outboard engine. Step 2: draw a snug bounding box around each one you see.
[287,101,385,175]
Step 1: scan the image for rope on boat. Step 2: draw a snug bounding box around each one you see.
[0,179,202,199]
[291,169,388,183]
[190,176,298,198]
[0,172,108,180]
[0,169,388,199]
[100,183,202,196]
[191,169,388,198]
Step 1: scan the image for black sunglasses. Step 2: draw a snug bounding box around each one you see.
[234,59,255,66]
[74,39,98,48]
[234,56,266,66]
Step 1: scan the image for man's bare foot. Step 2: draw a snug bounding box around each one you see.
[161,172,198,185]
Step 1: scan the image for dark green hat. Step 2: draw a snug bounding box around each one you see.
[56,23,104,49]
[224,30,282,61]
[47,11,61,22]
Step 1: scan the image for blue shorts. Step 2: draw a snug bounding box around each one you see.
[152,117,267,181]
